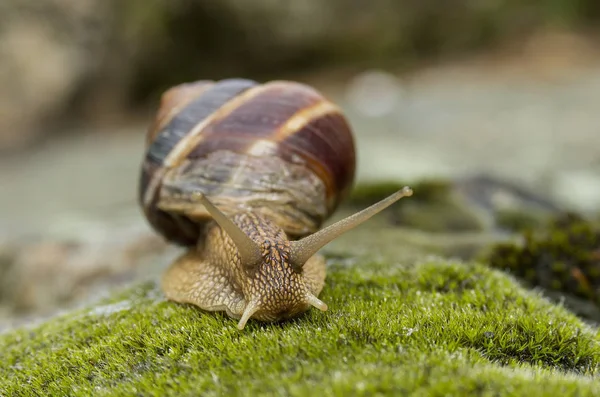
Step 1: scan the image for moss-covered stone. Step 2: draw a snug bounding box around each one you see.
[348,180,487,233]
[486,213,600,311]
[495,208,556,232]
[1,256,599,396]
[348,179,564,235]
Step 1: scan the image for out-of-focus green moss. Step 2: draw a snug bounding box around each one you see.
[486,213,600,308]
[349,180,487,232]
[495,208,558,232]
[349,180,451,205]
[348,179,563,234]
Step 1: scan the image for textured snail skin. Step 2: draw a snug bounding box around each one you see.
[161,212,327,329]
[139,78,412,329]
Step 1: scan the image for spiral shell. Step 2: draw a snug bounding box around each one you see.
[139,78,356,246]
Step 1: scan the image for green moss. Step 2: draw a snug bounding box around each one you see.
[486,213,600,310]
[1,256,599,396]
[495,208,557,232]
[349,180,452,205]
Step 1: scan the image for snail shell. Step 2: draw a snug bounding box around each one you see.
[139,78,356,247]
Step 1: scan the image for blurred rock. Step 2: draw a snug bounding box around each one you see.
[453,174,564,231]
[348,176,566,234]
[2,0,600,151]
[0,227,176,318]
[0,0,112,151]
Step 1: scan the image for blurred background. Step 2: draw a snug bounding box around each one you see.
[2,0,600,329]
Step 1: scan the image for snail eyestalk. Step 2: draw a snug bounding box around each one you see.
[191,192,262,268]
[289,186,413,266]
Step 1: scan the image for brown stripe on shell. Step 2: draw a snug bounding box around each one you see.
[185,81,323,160]
[145,78,259,169]
[163,81,285,168]
[198,81,323,139]
[182,134,262,161]
[273,100,341,142]
[146,81,215,147]
[277,110,356,210]
[181,81,355,210]
[141,78,258,204]
[140,78,259,246]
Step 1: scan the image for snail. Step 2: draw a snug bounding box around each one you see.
[138,78,413,330]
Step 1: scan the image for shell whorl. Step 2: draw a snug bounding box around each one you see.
[139,78,356,246]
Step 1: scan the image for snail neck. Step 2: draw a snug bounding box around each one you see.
[204,210,291,268]
[228,211,290,247]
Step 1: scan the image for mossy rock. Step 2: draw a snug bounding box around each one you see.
[348,179,486,233]
[348,178,564,234]
[485,213,600,316]
[1,256,599,396]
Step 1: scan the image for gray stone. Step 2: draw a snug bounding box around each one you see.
[0,0,111,150]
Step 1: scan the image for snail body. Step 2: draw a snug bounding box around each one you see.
[139,78,412,329]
